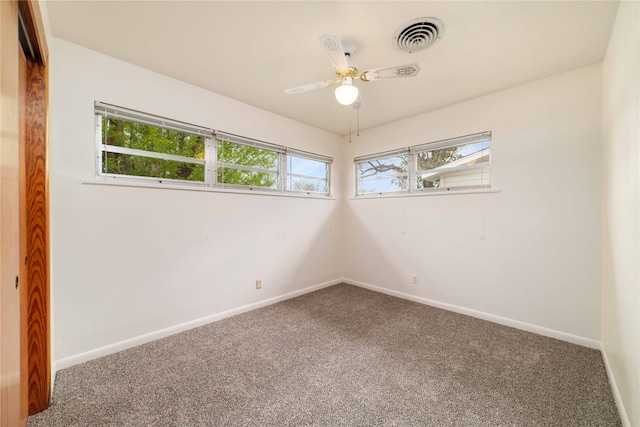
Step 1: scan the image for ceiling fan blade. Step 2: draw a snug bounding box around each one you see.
[318,34,349,70]
[360,63,421,82]
[284,80,337,95]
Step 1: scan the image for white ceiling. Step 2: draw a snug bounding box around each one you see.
[45,1,619,136]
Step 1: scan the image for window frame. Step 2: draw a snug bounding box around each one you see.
[285,148,332,195]
[215,132,283,192]
[354,131,492,197]
[354,149,410,196]
[94,102,333,197]
[95,101,212,187]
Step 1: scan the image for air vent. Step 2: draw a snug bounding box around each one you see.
[393,17,444,53]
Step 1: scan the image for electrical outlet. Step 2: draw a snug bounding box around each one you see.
[412,274,419,285]
[256,280,262,290]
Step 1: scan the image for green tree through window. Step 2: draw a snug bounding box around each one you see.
[96,102,332,195]
[102,117,205,182]
[217,140,279,188]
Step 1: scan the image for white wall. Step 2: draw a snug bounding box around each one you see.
[49,38,345,367]
[343,64,603,346]
[602,2,640,426]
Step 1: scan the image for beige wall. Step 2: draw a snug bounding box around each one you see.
[343,64,604,346]
[602,2,640,426]
[49,38,344,369]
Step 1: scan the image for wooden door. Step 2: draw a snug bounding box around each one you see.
[19,1,50,412]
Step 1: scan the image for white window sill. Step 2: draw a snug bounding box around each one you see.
[351,188,499,200]
[81,178,335,200]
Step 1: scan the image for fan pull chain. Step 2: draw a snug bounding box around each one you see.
[349,107,353,143]
[348,103,361,143]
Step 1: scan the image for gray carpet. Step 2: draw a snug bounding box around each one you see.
[28,284,621,426]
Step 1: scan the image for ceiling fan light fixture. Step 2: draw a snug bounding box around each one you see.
[335,77,359,105]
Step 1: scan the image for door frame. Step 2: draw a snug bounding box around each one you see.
[1,0,23,424]
[18,0,50,418]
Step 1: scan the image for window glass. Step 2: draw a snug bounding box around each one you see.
[217,140,279,188]
[357,155,408,194]
[416,140,490,190]
[287,155,329,194]
[101,117,205,182]
[103,152,205,182]
[354,132,491,196]
[95,102,332,196]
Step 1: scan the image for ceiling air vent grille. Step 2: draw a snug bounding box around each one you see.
[393,17,444,53]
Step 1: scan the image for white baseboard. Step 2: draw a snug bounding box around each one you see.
[601,345,631,427]
[55,278,601,367]
[54,278,341,371]
[341,278,601,349]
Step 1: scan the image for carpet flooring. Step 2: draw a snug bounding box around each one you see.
[28,284,621,426]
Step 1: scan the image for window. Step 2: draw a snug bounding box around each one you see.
[95,102,211,185]
[413,134,490,191]
[286,151,330,194]
[355,131,491,196]
[217,133,281,190]
[95,102,332,196]
[355,150,408,195]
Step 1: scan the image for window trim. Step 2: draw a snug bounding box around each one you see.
[94,101,333,197]
[95,102,211,187]
[354,131,492,197]
[409,131,491,153]
[354,151,409,196]
[215,132,282,191]
[100,144,207,166]
[217,131,286,154]
[95,101,210,136]
[285,152,331,195]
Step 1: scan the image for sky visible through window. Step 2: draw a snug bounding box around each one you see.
[458,140,490,157]
[289,156,327,177]
[288,155,328,193]
[358,139,490,193]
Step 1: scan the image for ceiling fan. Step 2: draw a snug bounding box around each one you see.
[285,34,421,106]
